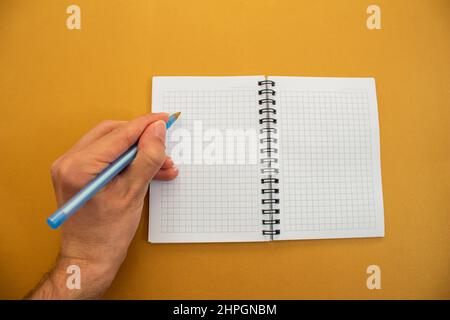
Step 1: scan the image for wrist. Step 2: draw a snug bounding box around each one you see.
[60,238,128,267]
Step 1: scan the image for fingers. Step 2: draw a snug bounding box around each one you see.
[82,113,169,164]
[69,120,126,153]
[121,120,168,187]
[154,167,179,181]
[154,157,178,180]
[161,156,174,169]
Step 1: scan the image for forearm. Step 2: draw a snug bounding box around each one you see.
[26,255,119,300]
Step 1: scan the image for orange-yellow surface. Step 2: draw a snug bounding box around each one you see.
[0,0,449,299]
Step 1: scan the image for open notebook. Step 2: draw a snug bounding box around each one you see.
[149,76,384,243]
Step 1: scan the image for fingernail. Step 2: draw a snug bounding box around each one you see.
[149,120,166,144]
[166,157,174,166]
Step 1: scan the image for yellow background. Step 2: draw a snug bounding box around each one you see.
[0,0,449,299]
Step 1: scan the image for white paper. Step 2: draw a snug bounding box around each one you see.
[150,76,265,243]
[272,76,384,240]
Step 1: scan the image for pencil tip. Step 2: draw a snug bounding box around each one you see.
[174,112,181,119]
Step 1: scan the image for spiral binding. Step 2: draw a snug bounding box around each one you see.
[258,79,280,238]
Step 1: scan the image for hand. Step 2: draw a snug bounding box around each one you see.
[28,113,178,299]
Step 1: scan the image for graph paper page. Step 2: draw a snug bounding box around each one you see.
[272,77,384,240]
[150,76,265,243]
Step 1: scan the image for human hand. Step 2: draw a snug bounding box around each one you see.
[29,113,178,299]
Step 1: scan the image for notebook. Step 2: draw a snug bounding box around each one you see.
[149,76,384,243]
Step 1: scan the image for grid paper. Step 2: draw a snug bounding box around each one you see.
[273,76,384,240]
[150,76,265,243]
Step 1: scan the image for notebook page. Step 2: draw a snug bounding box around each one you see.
[150,76,265,243]
[272,77,384,240]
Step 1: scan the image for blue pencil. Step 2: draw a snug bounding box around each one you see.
[47,112,180,229]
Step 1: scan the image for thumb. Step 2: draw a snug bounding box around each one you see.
[122,120,167,188]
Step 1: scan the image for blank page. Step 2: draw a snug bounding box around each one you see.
[272,77,384,240]
[150,76,265,243]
